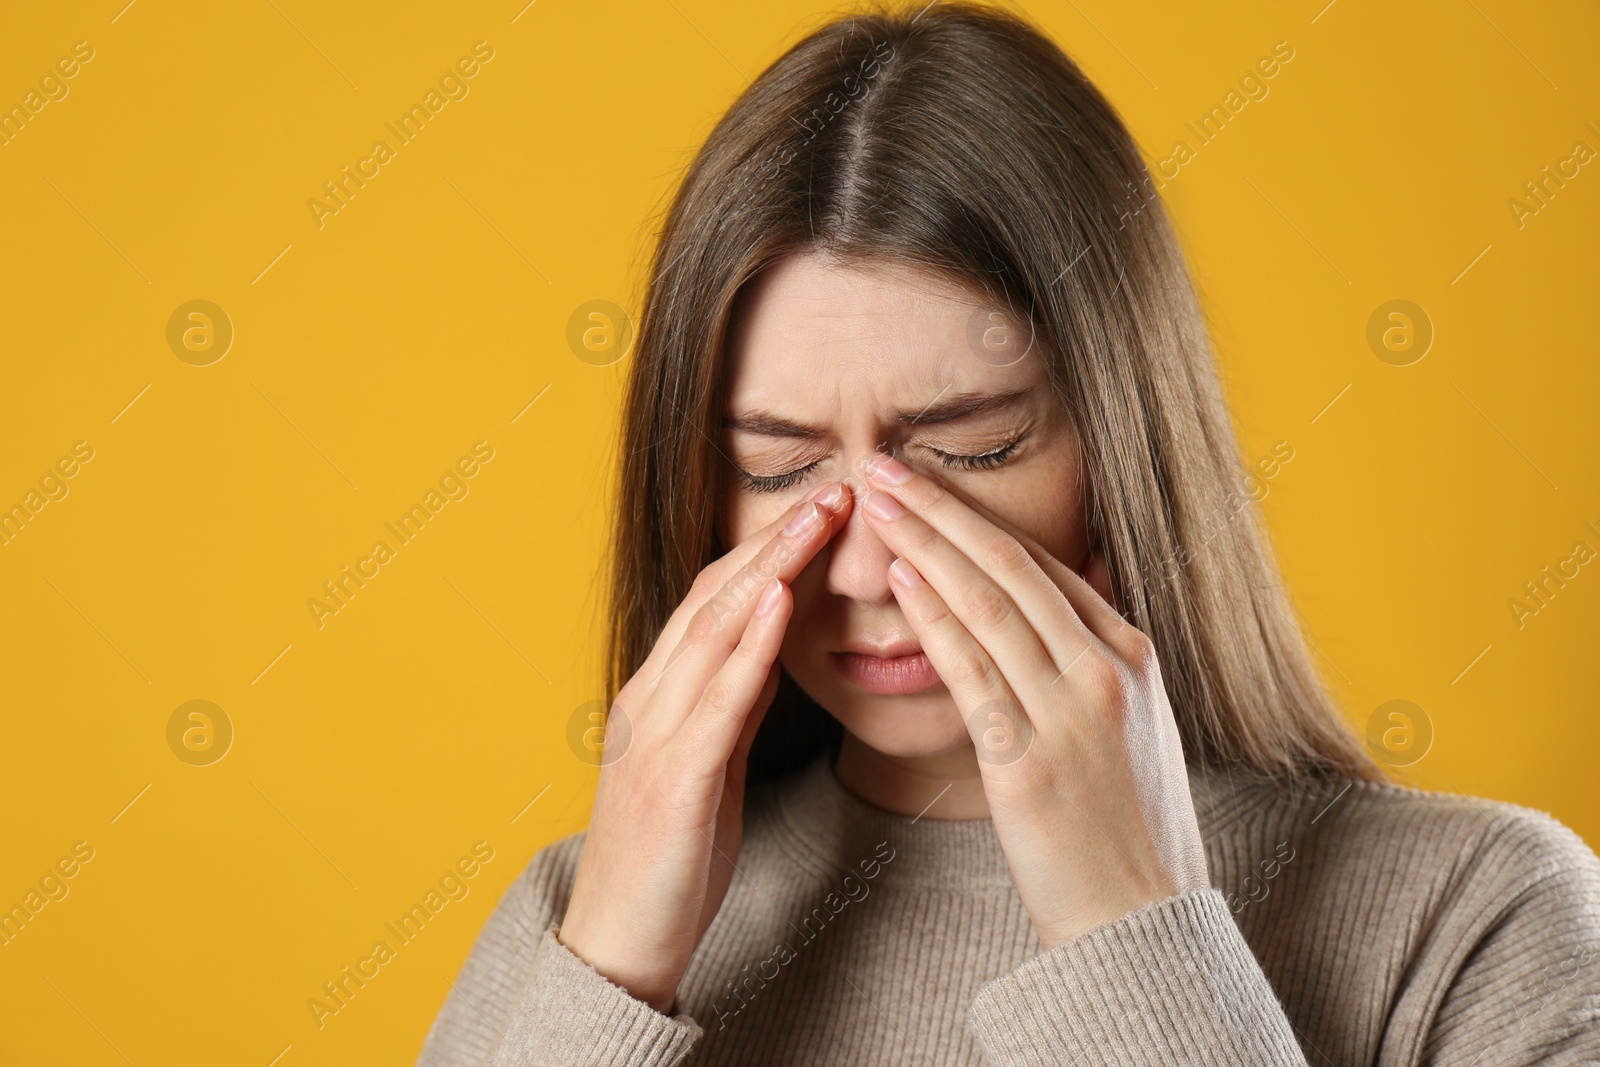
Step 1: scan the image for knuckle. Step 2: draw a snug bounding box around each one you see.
[1122,626,1158,670]
[698,675,741,721]
[979,534,1034,577]
[686,604,724,644]
[1004,744,1054,789]
[689,564,724,604]
[949,651,998,691]
[729,621,769,662]
[905,522,944,555]
[962,583,1014,631]
[920,594,957,631]
[1078,652,1128,704]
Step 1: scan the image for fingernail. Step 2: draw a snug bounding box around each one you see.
[755,578,783,615]
[784,502,822,535]
[889,558,922,587]
[868,453,913,485]
[864,490,904,521]
[812,482,845,511]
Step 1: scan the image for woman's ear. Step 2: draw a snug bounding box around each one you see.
[1079,544,1122,616]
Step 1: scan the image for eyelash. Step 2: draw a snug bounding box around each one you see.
[736,437,1025,494]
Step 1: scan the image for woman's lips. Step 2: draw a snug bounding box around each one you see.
[829,650,942,695]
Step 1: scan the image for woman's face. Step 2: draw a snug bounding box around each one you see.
[718,251,1093,760]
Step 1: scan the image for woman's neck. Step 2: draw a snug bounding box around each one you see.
[833,730,993,820]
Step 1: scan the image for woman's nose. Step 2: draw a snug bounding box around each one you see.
[821,478,900,605]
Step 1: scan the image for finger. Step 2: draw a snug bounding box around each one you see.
[641,482,839,679]
[1002,524,1143,664]
[861,481,1065,688]
[731,660,782,769]
[677,578,791,772]
[653,493,841,688]
[956,485,1129,632]
[1016,533,1147,666]
[645,488,849,741]
[640,481,851,682]
[884,556,1035,768]
[864,454,1139,662]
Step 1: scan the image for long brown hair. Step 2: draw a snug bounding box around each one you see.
[603,0,1384,787]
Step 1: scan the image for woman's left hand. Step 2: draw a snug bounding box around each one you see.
[859,452,1211,948]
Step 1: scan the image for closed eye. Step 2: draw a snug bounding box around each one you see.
[929,436,1023,472]
[735,434,1026,494]
[735,460,823,495]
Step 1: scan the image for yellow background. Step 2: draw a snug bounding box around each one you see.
[1,0,1596,1062]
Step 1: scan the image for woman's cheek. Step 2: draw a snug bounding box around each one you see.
[719,486,763,547]
[777,553,830,651]
[982,464,1088,565]
[724,484,801,546]
[783,549,827,611]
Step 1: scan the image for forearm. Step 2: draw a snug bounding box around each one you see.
[969,888,1308,1067]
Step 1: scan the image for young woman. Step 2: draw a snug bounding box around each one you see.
[418,3,1600,1064]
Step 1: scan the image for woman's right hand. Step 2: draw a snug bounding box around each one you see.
[555,480,853,1014]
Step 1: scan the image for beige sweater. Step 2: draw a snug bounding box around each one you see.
[416,751,1600,1065]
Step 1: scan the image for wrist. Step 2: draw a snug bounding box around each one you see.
[554,920,679,1015]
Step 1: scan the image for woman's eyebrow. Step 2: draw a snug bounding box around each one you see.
[723,387,1032,438]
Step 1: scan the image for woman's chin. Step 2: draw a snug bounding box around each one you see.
[817,689,973,759]
[852,729,974,761]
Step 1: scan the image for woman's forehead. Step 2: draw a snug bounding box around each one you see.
[724,252,1041,410]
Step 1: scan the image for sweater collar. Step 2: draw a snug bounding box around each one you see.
[772,749,1014,888]
[769,749,1253,891]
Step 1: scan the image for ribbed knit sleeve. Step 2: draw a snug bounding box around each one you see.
[484,926,701,1067]
[417,758,1600,1066]
[967,887,1309,1066]
[415,833,702,1067]
[1410,807,1600,1066]
[968,805,1600,1067]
